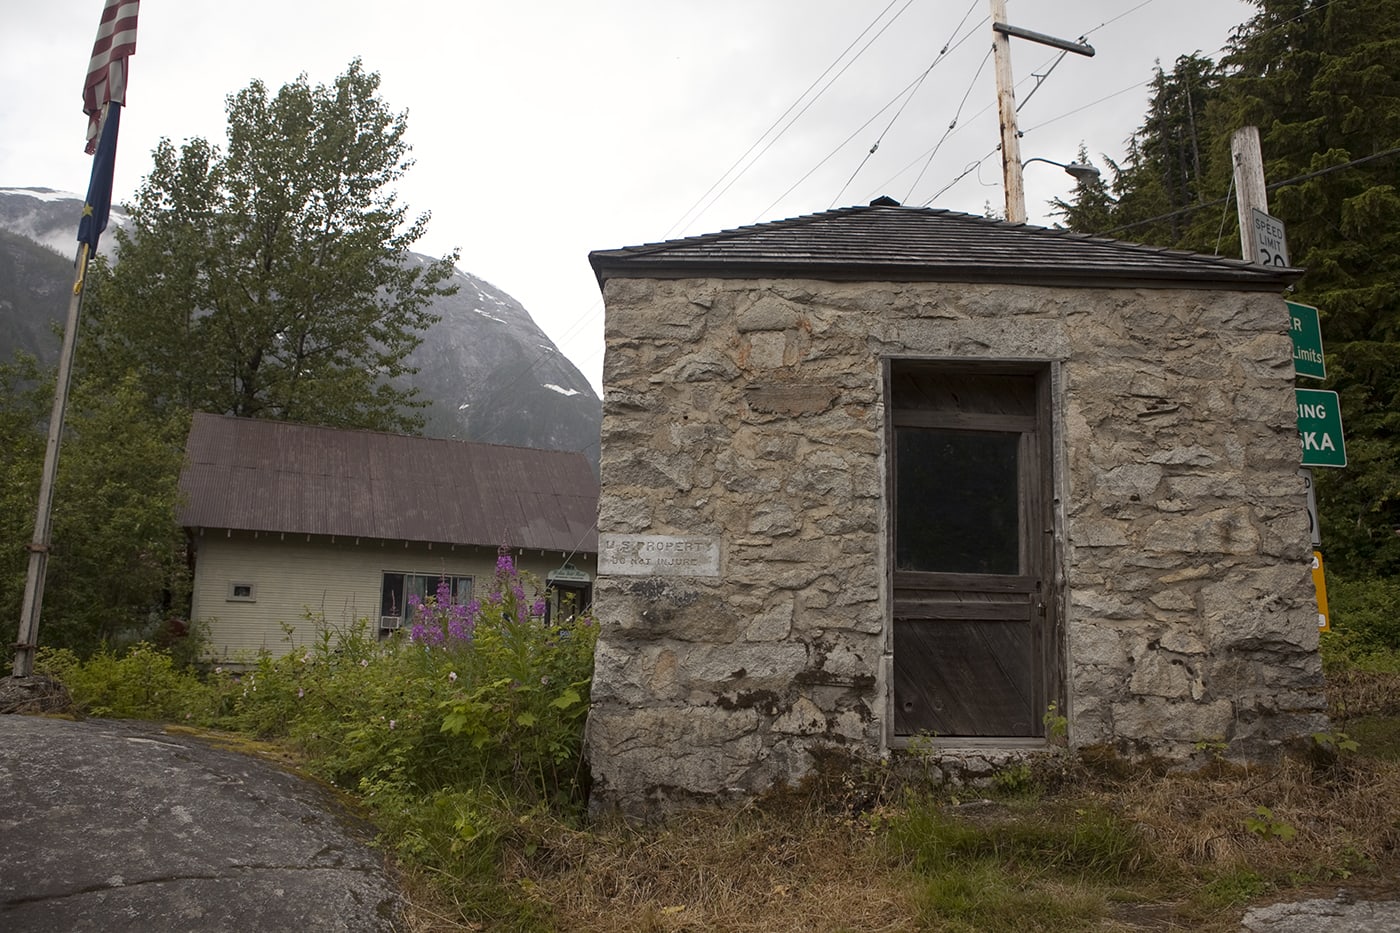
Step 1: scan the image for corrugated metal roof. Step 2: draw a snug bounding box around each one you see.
[589,201,1302,291]
[178,413,598,553]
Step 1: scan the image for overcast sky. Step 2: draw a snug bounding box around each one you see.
[2,1,1257,393]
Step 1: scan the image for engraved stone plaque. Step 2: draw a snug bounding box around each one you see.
[599,534,721,577]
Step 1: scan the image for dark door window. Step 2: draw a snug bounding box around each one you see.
[888,362,1055,739]
[896,428,1021,575]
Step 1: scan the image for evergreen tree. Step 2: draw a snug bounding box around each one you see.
[83,60,458,433]
[1057,0,1400,575]
[1049,144,1115,232]
[1050,56,1225,243]
[1215,0,1400,574]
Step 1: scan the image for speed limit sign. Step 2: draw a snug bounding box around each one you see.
[1252,209,1289,267]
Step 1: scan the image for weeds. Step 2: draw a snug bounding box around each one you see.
[31,568,1400,932]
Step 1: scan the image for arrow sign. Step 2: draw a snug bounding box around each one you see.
[1296,388,1346,468]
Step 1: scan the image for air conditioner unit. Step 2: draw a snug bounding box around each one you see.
[380,615,403,630]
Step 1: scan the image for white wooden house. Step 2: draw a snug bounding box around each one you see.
[178,413,598,660]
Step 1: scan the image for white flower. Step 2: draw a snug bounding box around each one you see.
[448,671,458,682]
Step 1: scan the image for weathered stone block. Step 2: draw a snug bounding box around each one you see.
[736,294,804,333]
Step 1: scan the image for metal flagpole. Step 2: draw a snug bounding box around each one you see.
[12,0,137,677]
[11,216,100,677]
[12,99,121,678]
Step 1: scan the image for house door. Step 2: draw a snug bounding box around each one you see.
[888,362,1057,738]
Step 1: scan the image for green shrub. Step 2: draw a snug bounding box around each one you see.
[1322,575,1400,670]
[226,555,598,809]
[36,642,215,721]
[34,556,599,927]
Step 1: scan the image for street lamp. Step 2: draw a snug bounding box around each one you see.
[1023,157,1101,183]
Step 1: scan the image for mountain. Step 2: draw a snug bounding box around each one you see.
[0,227,73,364]
[0,187,601,468]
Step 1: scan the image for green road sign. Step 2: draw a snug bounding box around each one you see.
[1286,301,1325,379]
[1296,388,1346,468]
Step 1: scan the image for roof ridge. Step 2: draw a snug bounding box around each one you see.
[598,204,872,257]
[587,201,1299,288]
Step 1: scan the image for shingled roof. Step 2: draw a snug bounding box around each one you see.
[178,413,598,553]
[589,200,1302,291]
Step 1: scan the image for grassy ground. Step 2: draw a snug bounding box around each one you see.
[397,671,1400,933]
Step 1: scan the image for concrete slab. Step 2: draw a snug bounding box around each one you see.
[0,715,399,932]
[1242,894,1400,932]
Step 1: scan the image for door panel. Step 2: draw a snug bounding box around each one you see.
[893,619,1036,736]
[889,363,1053,739]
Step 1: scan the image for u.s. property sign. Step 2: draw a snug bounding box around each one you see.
[599,534,721,577]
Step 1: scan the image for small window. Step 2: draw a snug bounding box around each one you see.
[227,582,256,602]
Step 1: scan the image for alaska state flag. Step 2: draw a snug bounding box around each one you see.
[77,103,121,252]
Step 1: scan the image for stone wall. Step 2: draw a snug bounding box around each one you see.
[586,276,1327,814]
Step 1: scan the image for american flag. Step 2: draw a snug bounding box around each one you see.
[83,0,139,154]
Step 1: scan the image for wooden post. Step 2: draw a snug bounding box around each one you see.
[1232,126,1269,263]
[991,0,1025,223]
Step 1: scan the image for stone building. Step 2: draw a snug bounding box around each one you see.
[584,200,1327,813]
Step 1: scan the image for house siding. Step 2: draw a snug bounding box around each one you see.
[190,531,595,661]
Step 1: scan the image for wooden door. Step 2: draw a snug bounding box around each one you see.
[888,363,1055,738]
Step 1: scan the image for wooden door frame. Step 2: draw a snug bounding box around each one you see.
[881,357,1063,749]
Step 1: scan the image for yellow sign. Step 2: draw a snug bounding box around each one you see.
[1312,551,1330,632]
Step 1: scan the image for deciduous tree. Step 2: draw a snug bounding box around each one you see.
[84,59,458,433]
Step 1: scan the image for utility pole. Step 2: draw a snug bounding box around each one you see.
[1232,125,1270,261]
[989,0,1095,223]
[990,0,1024,222]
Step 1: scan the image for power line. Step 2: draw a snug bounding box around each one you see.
[664,0,915,239]
[904,48,994,203]
[921,148,1000,206]
[1092,145,1400,238]
[912,0,1208,210]
[1019,79,1150,135]
[830,0,984,208]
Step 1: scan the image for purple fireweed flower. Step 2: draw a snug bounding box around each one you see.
[407,594,422,609]
[496,553,515,577]
[410,622,428,643]
[531,598,547,617]
[436,577,452,604]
